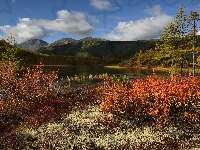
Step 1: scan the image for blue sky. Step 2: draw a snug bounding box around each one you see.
[0,0,199,44]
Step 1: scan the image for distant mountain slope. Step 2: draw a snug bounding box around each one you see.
[37,37,158,58]
[46,38,75,47]
[17,39,48,51]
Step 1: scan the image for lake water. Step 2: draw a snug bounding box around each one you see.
[41,66,167,79]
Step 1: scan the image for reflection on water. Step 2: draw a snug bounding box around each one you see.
[41,66,167,79]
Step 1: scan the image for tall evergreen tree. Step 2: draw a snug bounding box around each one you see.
[155,5,192,75]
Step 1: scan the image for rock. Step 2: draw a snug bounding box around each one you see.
[17,39,48,51]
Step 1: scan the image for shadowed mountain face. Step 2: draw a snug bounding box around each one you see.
[37,37,158,58]
[16,37,158,58]
[17,39,48,51]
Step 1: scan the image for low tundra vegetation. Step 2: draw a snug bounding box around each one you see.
[0,61,200,149]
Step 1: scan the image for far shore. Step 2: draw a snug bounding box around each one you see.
[39,65,154,70]
[32,64,200,74]
[154,66,200,74]
[33,65,96,67]
[104,65,152,69]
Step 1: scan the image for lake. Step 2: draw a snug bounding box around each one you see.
[41,66,168,79]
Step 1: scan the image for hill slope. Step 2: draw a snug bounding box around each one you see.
[46,38,75,47]
[37,37,158,58]
[17,39,48,51]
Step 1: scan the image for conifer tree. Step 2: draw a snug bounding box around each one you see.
[156,5,192,75]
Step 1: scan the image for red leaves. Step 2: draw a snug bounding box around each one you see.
[0,61,63,129]
[97,75,200,126]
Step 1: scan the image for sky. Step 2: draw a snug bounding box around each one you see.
[0,0,200,44]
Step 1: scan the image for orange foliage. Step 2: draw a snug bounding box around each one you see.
[96,75,200,126]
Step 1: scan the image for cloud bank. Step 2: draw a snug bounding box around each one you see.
[0,5,173,43]
[0,10,98,43]
[105,5,173,41]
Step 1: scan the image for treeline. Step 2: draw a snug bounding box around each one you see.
[0,39,122,68]
[120,45,200,68]
[0,36,158,69]
[37,37,157,58]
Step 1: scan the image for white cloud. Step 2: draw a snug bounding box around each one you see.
[35,10,96,36]
[11,0,16,3]
[90,0,112,10]
[0,10,98,43]
[105,5,173,41]
[0,19,49,43]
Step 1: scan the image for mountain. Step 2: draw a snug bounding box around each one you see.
[45,38,75,47]
[37,37,157,58]
[17,39,48,51]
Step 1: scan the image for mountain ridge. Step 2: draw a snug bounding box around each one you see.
[45,38,75,47]
[17,39,48,51]
[36,37,158,58]
[16,37,158,58]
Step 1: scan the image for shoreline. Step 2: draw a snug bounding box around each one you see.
[32,64,200,74]
[104,65,152,69]
[33,65,100,67]
[154,66,200,74]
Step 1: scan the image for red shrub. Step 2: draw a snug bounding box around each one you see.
[0,61,62,126]
[0,61,101,129]
[96,75,200,126]
[0,114,22,149]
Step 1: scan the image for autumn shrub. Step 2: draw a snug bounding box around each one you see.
[0,61,66,128]
[0,114,20,149]
[0,60,102,130]
[60,85,99,111]
[96,75,200,127]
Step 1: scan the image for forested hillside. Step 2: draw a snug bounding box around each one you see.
[37,37,158,58]
[0,39,122,67]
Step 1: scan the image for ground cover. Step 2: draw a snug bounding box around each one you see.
[1,62,200,149]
